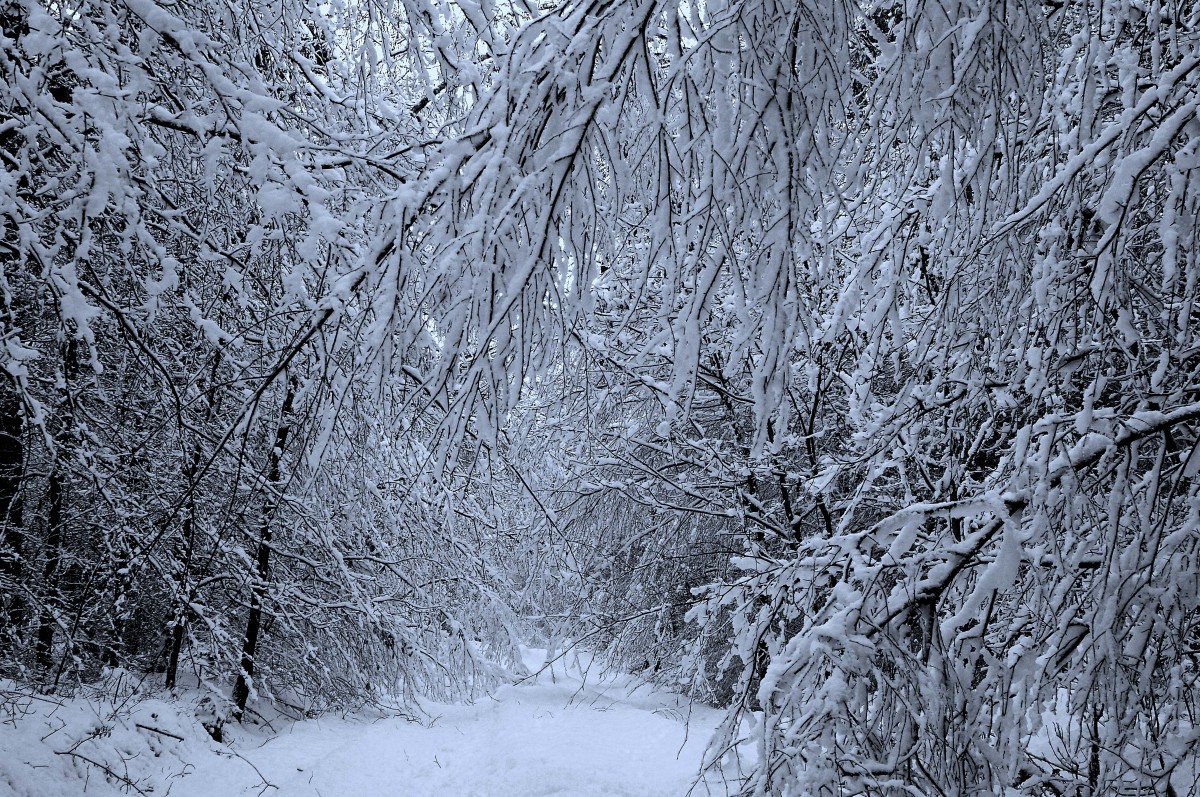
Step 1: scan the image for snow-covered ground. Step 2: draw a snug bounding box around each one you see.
[0,650,739,797]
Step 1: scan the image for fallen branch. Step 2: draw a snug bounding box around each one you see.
[136,723,185,741]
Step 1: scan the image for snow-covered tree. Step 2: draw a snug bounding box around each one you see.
[0,0,524,715]
[386,0,1200,792]
[4,0,1199,792]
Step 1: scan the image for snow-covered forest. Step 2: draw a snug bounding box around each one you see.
[1,0,1198,793]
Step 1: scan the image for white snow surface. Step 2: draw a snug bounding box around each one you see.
[0,649,736,797]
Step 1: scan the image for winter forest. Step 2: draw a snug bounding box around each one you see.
[1,0,1198,793]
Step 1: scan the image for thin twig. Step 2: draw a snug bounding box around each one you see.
[135,723,185,741]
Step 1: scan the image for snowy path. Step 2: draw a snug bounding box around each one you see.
[163,650,735,797]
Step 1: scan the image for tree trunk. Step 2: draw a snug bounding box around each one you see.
[0,377,25,647]
[0,2,29,654]
[36,340,77,680]
[164,449,201,689]
[34,466,63,672]
[166,354,223,688]
[232,378,296,718]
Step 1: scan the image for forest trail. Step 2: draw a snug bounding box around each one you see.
[162,649,736,797]
[1,649,740,797]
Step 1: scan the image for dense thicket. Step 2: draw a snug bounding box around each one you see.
[443,1,1199,794]
[0,0,522,718]
[3,0,1199,793]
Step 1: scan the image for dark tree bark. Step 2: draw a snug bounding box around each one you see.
[166,353,223,688]
[35,340,78,678]
[164,452,200,689]
[0,2,29,654]
[232,377,296,718]
[0,375,25,647]
[34,466,63,671]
